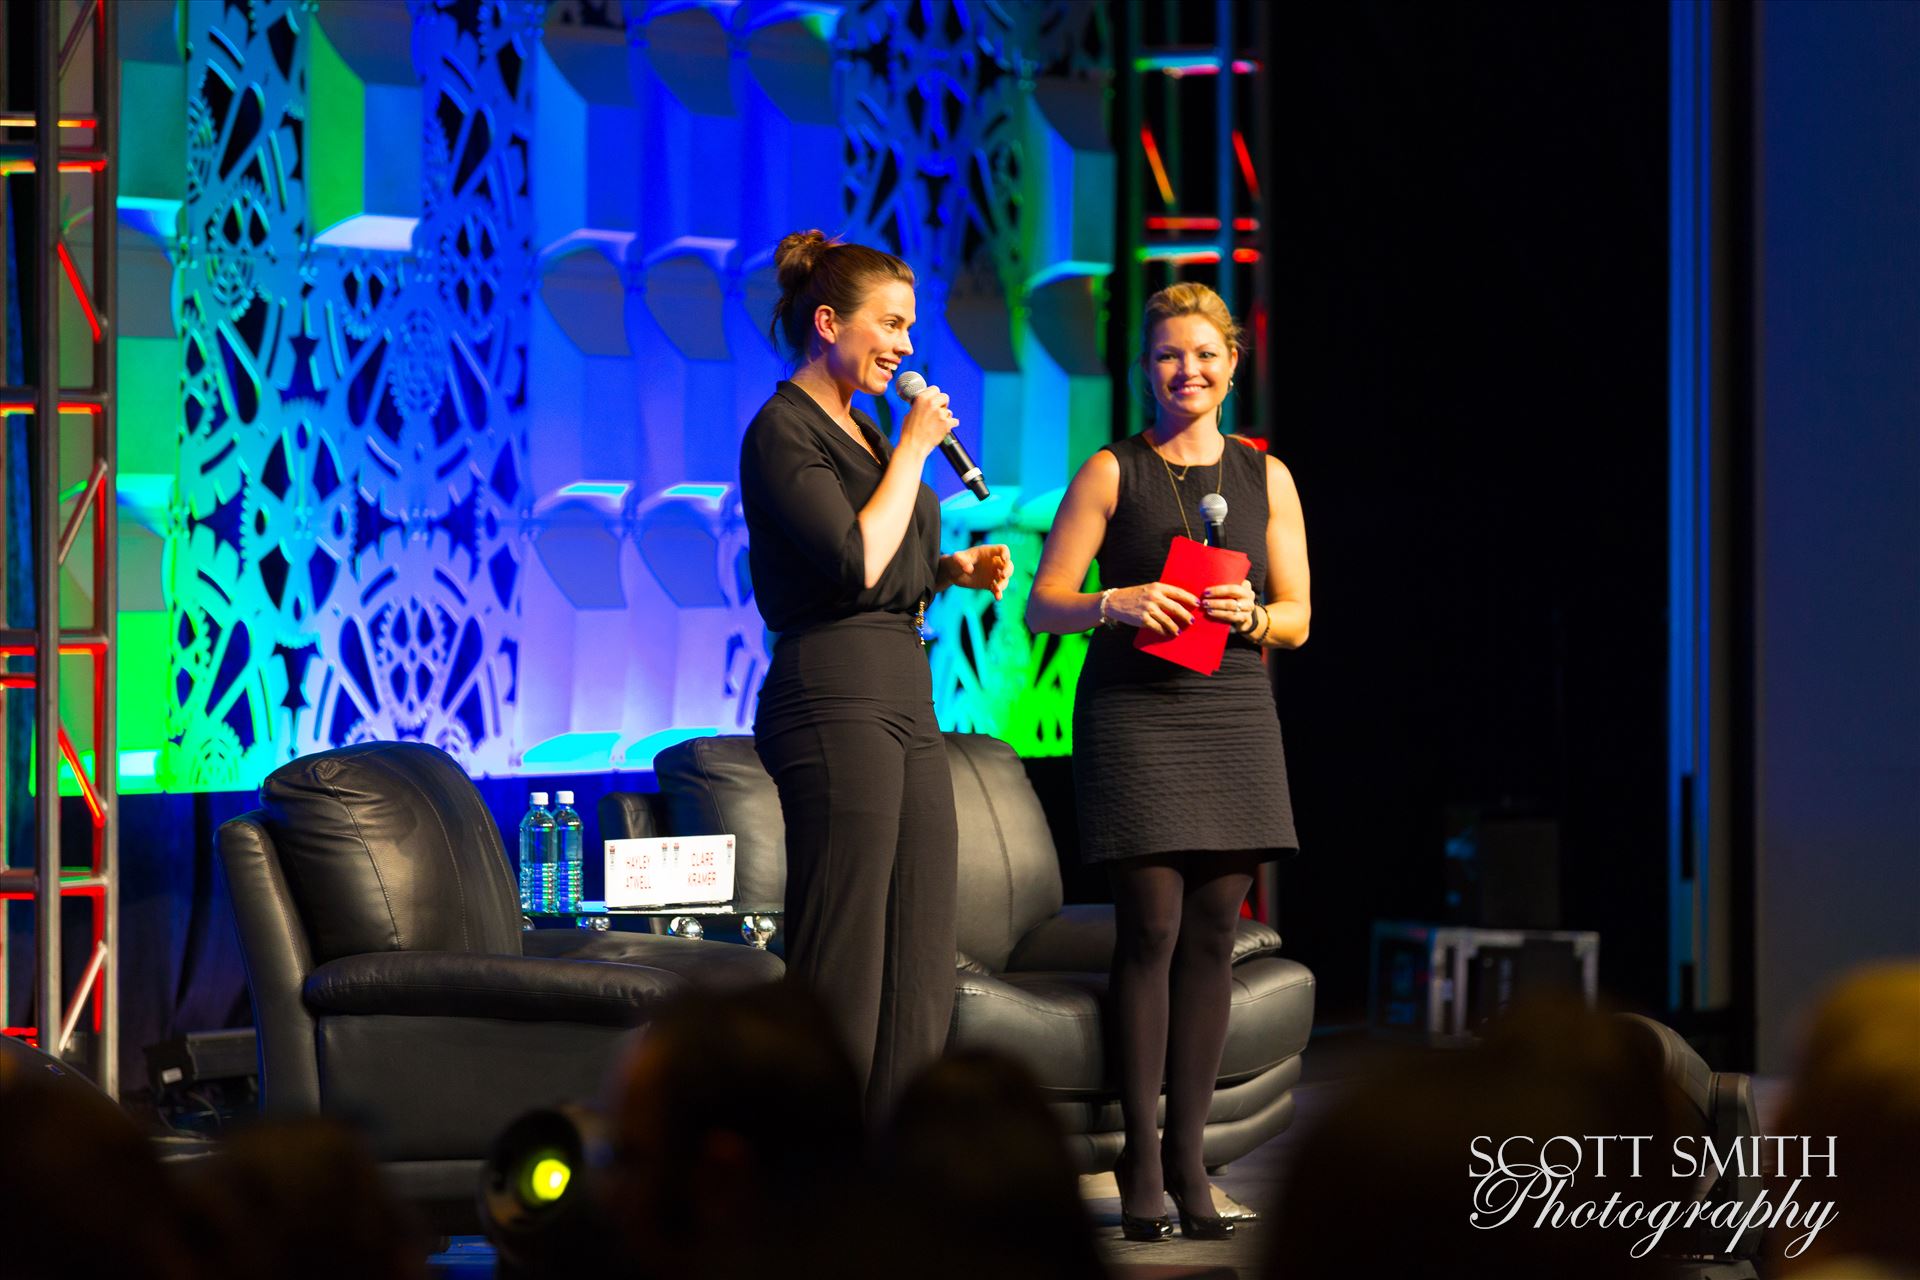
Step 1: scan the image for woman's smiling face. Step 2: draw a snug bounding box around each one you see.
[1146,313,1239,421]
[824,280,917,397]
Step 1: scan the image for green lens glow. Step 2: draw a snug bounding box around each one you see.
[524,1155,572,1204]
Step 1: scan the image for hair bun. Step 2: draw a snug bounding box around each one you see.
[767,232,913,358]
[775,229,836,292]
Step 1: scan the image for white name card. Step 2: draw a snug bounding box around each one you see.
[604,835,737,910]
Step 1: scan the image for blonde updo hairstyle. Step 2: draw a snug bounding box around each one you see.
[769,230,915,360]
[1137,281,1245,365]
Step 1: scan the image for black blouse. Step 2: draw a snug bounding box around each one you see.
[739,381,941,634]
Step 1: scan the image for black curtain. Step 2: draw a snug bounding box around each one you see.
[1268,1,1670,1022]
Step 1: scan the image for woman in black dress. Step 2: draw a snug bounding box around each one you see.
[739,230,1012,1108]
[1027,283,1310,1239]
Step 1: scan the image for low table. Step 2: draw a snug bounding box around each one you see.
[522,900,782,949]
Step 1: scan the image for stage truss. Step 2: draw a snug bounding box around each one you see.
[0,0,121,1095]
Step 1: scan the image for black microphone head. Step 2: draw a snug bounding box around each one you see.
[895,370,927,400]
[1199,493,1228,525]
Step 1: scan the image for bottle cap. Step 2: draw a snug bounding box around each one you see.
[530,792,550,806]
[556,790,574,805]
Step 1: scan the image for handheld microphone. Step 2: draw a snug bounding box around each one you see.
[1199,493,1228,548]
[895,370,990,501]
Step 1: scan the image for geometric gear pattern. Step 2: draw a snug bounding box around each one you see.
[158,0,1108,787]
[169,0,316,791]
[529,0,1108,763]
[838,0,1110,287]
[167,0,535,790]
[925,491,1089,757]
[835,0,1110,756]
[527,0,1110,764]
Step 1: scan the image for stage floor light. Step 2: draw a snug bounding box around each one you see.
[478,1104,623,1279]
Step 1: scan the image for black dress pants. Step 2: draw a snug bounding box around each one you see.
[755,614,958,1107]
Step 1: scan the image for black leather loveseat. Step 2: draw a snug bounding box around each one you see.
[602,732,1314,1170]
[218,741,783,1230]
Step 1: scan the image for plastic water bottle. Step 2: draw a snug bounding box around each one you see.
[518,792,558,914]
[553,790,585,913]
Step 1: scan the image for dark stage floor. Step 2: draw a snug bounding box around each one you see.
[1080,1029,1394,1278]
[426,1030,1395,1280]
[426,1119,1313,1280]
[426,1031,1788,1279]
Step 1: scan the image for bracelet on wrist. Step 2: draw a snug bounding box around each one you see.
[1096,588,1115,629]
[1251,605,1271,644]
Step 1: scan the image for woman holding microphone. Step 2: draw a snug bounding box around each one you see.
[1028,282,1310,1239]
[739,230,1012,1109]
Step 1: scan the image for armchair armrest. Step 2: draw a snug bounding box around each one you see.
[955,949,994,976]
[1228,918,1284,963]
[304,951,683,1026]
[1006,904,1283,974]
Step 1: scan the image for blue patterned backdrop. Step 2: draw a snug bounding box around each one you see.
[127,0,1114,790]
[161,0,535,788]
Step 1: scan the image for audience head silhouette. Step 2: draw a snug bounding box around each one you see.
[606,983,868,1278]
[1774,961,1920,1276]
[879,1049,1109,1280]
[0,1047,197,1280]
[1268,996,1681,1280]
[175,1115,428,1280]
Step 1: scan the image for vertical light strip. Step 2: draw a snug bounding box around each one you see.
[98,0,121,1089]
[1214,0,1235,430]
[1667,0,1710,1011]
[33,0,66,1068]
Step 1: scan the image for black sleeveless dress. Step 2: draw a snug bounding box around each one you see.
[1072,433,1298,863]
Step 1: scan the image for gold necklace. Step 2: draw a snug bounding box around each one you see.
[1150,439,1223,541]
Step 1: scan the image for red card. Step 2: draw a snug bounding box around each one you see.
[1131,537,1252,675]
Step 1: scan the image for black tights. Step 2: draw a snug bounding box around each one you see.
[1108,851,1260,1217]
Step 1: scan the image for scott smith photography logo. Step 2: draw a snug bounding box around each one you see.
[1469,1134,1840,1258]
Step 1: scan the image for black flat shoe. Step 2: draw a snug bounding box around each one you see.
[1167,1187,1235,1241]
[1120,1211,1174,1242]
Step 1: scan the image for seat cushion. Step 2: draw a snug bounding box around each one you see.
[521,929,784,987]
[1006,903,1283,973]
[949,955,1315,1094]
[260,742,523,963]
[950,970,1106,1092]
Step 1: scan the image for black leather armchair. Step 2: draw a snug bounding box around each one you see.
[218,741,783,1230]
[604,733,1314,1170]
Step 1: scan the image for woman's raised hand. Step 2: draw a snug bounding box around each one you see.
[898,384,956,460]
[1200,579,1257,633]
[943,544,1014,598]
[1107,582,1199,637]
